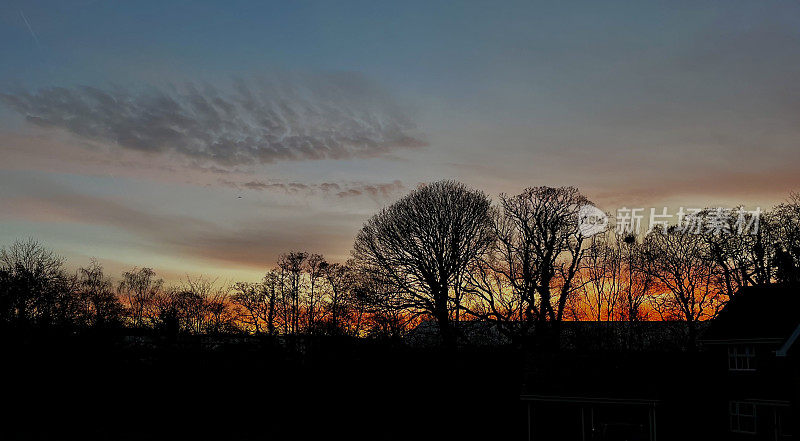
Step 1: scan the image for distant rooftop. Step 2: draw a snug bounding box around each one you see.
[701,284,800,343]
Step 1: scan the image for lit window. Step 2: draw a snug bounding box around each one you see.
[729,402,756,434]
[728,345,756,371]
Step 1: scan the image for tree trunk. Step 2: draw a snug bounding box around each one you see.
[267,291,275,336]
[434,286,455,349]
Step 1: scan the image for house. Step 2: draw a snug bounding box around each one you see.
[520,287,800,441]
[520,322,707,441]
[700,284,799,440]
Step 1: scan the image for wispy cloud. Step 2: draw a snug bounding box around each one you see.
[0,73,426,166]
[218,178,404,199]
[7,191,360,268]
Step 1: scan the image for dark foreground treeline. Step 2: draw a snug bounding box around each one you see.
[4,329,525,440]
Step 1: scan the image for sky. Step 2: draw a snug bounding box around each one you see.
[2,0,800,282]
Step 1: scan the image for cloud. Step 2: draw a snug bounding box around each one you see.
[218,178,404,199]
[0,73,426,166]
[336,181,404,198]
[589,167,800,209]
[7,191,360,268]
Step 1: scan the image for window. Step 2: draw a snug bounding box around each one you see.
[728,345,756,371]
[729,402,756,434]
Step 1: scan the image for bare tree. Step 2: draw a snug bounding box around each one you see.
[462,244,527,340]
[694,207,774,298]
[118,267,163,328]
[231,273,281,336]
[277,264,290,335]
[279,252,307,335]
[640,227,724,347]
[172,289,205,334]
[263,269,281,335]
[576,232,624,321]
[176,275,232,334]
[353,267,417,339]
[771,193,800,285]
[320,260,353,334]
[151,287,181,336]
[205,283,233,334]
[76,259,122,328]
[305,253,325,332]
[353,180,494,348]
[463,187,590,344]
[0,238,72,327]
[618,234,654,322]
[347,267,379,336]
[232,282,266,334]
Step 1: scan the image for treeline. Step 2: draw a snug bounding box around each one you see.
[2,181,799,348]
[0,242,410,339]
[352,182,800,347]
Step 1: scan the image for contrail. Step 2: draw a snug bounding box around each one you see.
[20,10,42,48]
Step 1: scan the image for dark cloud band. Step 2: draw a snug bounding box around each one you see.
[0,73,426,165]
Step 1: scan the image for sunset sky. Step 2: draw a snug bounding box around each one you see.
[2,0,800,282]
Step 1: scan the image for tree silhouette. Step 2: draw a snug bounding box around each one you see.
[0,238,72,328]
[232,281,266,334]
[353,180,494,348]
[279,252,307,335]
[772,192,800,285]
[117,267,163,328]
[76,260,123,328]
[305,253,325,332]
[3,185,800,352]
[640,227,724,346]
[263,269,281,335]
[463,187,590,344]
[320,261,353,335]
